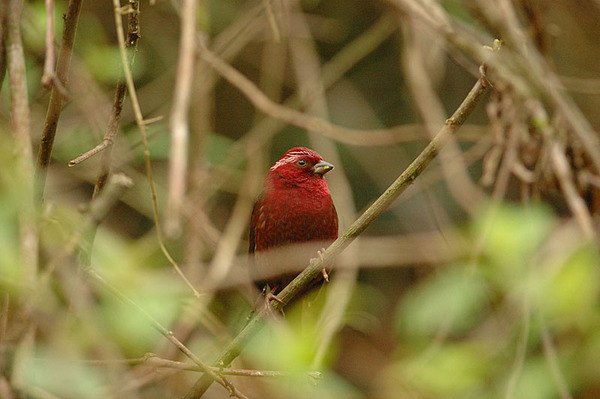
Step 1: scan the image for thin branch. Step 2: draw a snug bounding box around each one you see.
[165,0,198,237]
[182,66,490,399]
[539,314,574,399]
[35,0,83,202]
[111,0,201,299]
[262,0,281,42]
[7,0,38,282]
[0,1,9,92]
[92,0,139,197]
[195,37,433,147]
[41,0,55,87]
[504,298,530,399]
[87,354,323,379]
[551,142,595,240]
[68,136,116,167]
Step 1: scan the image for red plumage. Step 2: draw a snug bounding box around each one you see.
[249,147,338,293]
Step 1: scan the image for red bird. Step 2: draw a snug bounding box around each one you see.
[249,147,338,295]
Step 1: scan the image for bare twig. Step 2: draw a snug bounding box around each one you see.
[91,0,139,197]
[551,142,595,240]
[88,353,323,379]
[0,2,8,93]
[41,0,55,87]
[68,0,139,174]
[165,0,198,237]
[539,315,574,399]
[7,0,38,282]
[36,0,83,202]
[182,67,490,399]
[195,38,434,147]
[263,0,281,42]
[402,18,486,212]
[68,136,115,167]
[504,298,530,399]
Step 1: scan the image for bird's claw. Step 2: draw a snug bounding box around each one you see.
[316,248,329,282]
[321,268,329,282]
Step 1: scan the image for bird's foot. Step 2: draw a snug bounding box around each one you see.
[316,248,329,283]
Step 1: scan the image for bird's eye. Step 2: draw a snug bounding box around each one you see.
[297,159,306,166]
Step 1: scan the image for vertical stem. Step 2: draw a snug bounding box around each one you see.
[6,0,38,281]
[165,0,198,237]
[36,0,83,202]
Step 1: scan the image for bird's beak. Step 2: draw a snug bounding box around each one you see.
[313,160,334,176]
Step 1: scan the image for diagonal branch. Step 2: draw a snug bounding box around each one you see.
[182,65,490,399]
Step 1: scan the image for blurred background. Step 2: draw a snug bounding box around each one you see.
[2,0,600,398]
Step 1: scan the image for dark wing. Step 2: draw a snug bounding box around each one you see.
[248,195,263,254]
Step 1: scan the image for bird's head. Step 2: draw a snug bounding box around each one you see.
[267,147,334,188]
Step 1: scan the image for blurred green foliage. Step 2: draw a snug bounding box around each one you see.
[2,0,600,398]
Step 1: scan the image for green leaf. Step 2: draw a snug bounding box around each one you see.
[539,246,600,327]
[474,203,554,287]
[389,342,493,397]
[396,268,489,339]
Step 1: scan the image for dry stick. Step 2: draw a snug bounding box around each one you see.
[110,0,201,299]
[89,354,322,379]
[529,101,596,240]
[165,0,197,237]
[36,0,83,202]
[262,0,280,43]
[0,1,8,92]
[89,83,127,194]
[41,0,55,87]
[195,39,419,147]
[538,313,574,399]
[182,70,490,399]
[91,0,139,197]
[504,297,531,399]
[489,0,600,176]
[70,1,139,272]
[7,0,38,282]
[551,142,595,240]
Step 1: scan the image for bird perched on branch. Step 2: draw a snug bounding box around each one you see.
[249,147,338,298]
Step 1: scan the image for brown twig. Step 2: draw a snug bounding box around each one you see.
[68,0,139,173]
[402,18,486,213]
[41,0,55,87]
[262,0,281,42]
[91,0,139,197]
[182,66,490,399]
[88,353,323,379]
[0,1,9,92]
[36,0,83,202]
[7,0,38,282]
[165,0,198,237]
[551,142,595,240]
